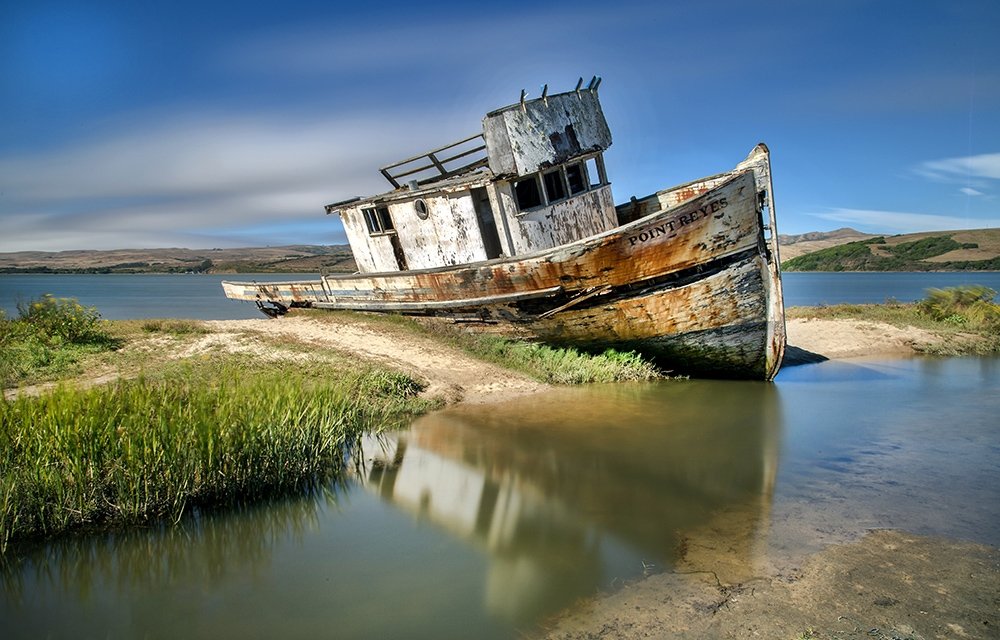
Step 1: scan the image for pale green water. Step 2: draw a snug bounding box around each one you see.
[1,357,998,638]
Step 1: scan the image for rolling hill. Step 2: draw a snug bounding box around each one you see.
[782,228,1000,271]
[0,245,357,274]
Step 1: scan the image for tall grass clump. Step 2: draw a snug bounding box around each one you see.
[918,285,1000,331]
[453,334,660,384]
[140,319,209,335]
[0,294,119,387]
[0,361,430,553]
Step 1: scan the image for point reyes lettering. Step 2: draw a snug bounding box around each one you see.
[627,197,728,246]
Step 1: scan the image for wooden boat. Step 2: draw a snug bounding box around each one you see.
[222,80,786,379]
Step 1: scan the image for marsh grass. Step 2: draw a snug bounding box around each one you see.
[0,358,433,554]
[299,309,661,383]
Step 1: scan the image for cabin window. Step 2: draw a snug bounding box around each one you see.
[542,169,567,203]
[514,155,608,213]
[514,176,543,210]
[362,205,395,234]
[585,156,605,188]
[565,163,586,195]
[414,199,429,220]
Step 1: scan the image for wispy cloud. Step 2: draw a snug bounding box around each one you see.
[915,152,1000,182]
[0,108,472,251]
[912,152,1000,200]
[810,208,1000,234]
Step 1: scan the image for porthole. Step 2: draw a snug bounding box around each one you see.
[414,199,429,220]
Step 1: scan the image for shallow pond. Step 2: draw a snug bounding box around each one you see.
[2,357,998,638]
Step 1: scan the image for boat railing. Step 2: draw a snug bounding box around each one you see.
[379,133,488,188]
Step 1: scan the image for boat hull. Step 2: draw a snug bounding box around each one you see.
[222,145,786,380]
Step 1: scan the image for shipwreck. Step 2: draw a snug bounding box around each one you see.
[222,79,786,379]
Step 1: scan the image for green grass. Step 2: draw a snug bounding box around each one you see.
[1,295,122,388]
[299,309,662,383]
[783,237,888,271]
[448,333,661,383]
[139,319,210,335]
[0,357,433,554]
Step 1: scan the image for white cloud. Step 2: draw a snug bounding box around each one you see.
[960,187,985,196]
[0,107,474,251]
[810,208,1000,234]
[915,152,1000,182]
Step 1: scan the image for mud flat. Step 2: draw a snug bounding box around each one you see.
[540,529,999,640]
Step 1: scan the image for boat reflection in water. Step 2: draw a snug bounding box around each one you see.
[353,380,781,623]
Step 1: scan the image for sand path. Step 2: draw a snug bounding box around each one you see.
[204,317,546,404]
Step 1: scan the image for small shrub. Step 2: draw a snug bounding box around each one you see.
[1,295,119,387]
[918,285,999,331]
[16,294,107,344]
[942,314,967,327]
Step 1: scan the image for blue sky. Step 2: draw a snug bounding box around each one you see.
[1,0,998,251]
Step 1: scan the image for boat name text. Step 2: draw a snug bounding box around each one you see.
[627,198,728,246]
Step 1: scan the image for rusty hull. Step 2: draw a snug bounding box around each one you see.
[222,144,786,380]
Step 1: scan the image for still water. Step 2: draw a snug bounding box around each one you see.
[2,357,998,638]
[0,273,317,320]
[2,271,1000,319]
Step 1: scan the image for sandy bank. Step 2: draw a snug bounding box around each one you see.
[784,317,938,364]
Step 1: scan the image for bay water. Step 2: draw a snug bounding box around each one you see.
[3,271,1000,320]
[1,357,998,638]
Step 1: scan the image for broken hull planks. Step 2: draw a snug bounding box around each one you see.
[221,151,785,380]
[523,253,783,380]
